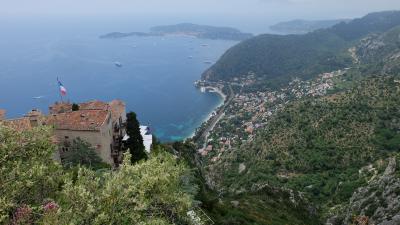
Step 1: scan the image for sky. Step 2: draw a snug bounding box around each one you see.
[1,0,400,33]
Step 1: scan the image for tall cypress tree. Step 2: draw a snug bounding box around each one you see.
[125,112,147,163]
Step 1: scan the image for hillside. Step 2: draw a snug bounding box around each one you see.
[270,19,350,34]
[201,75,400,222]
[202,11,400,86]
[193,11,400,224]
[354,26,400,75]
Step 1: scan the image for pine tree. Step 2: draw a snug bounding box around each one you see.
[71,103,80,111]
[125,112,147,163]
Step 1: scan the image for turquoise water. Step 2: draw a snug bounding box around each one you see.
[0,19,237,142]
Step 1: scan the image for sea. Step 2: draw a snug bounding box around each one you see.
[0,16,238,142]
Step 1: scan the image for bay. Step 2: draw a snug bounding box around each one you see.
[0,19,237,142]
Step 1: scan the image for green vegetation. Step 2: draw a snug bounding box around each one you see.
[62,138,109,170]
[270,19,350,34]
[0,125,198,224]
[170,141,319,225]
[101,23,253,41]
[203,30,352,86]
[126,111,147,163]
[203,11,400,87]
[204,76,400,220]
[71,103,79,111]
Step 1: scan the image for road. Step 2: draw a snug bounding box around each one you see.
[198,84,234,149]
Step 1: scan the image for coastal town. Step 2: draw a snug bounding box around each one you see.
[194,69,349,162]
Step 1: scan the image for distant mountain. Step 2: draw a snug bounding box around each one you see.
[270,19,350,34]
[202,11,400,86]
[100,23,253,41]
[100,32,158,39]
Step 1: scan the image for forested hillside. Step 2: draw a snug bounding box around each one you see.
[194,13,400,223]
[202,11,400,86]
[354,26,400,75]
[202,75,400,223]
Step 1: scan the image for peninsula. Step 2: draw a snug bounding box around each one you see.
[100,23,253,41]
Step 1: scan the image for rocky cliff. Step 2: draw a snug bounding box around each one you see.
[327,157,400,225]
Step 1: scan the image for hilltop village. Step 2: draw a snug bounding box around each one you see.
[0,100,152,167]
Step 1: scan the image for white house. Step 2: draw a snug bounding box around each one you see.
[123,125,153,153]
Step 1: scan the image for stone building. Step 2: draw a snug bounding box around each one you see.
[47,100,127,166]
[0,99,152,167]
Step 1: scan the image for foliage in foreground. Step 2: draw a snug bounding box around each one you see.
[62,137,109,170]
[0,126,197,224]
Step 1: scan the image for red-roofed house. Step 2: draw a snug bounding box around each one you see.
[47,100,127,166]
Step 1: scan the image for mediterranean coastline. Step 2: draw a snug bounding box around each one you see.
[187,85,227,140]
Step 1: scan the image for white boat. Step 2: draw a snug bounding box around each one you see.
[114,62,123,67]
[201,44,209,47]
[188,56,193,59]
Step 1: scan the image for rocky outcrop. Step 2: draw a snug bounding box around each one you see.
[327,157,400,225]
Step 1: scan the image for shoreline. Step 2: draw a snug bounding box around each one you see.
[186,86,227,140]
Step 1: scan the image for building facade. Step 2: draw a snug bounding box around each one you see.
[47,100,127,166]
[1,99,152,167]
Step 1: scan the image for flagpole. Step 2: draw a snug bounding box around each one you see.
[57,77,63,103]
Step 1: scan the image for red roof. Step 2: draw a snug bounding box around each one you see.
[79,100,110,111]
[2,118,32,131]
[46,110,110,131]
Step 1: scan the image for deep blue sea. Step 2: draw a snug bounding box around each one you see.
[0,17,237,142]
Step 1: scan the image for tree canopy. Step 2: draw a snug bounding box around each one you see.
[126,111,147,163]
[0,125,198,224]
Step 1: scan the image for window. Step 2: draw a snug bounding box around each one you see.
[65,136,69,139]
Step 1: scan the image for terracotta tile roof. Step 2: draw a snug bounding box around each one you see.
[79,100,110,111]
[109,100,126,122]
[46,110,110,131]
[2,118,32,131]
[49,102,73,114]
[0,109,5,120]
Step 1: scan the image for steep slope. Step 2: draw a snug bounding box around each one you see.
[327,157,400,225]
[203,11,400,86]
[355,26,400,75]
[202,76,400,221]
[270,19,350,35]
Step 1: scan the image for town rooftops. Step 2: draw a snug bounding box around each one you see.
[49,100,125,123]
[2,117,32,131]
[49,102,73,114]
[79,100,110,111]
[0,109,5,120]
[46,110,110,131]
[49,100,109,114]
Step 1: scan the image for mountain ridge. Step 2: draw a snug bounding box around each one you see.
[100,23,253,41]
[202,11,400,87]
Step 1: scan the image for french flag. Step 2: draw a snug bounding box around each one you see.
[57,78,67,96]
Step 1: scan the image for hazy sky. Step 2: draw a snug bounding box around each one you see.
[1,0,400,33]
[2,0,400,18]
